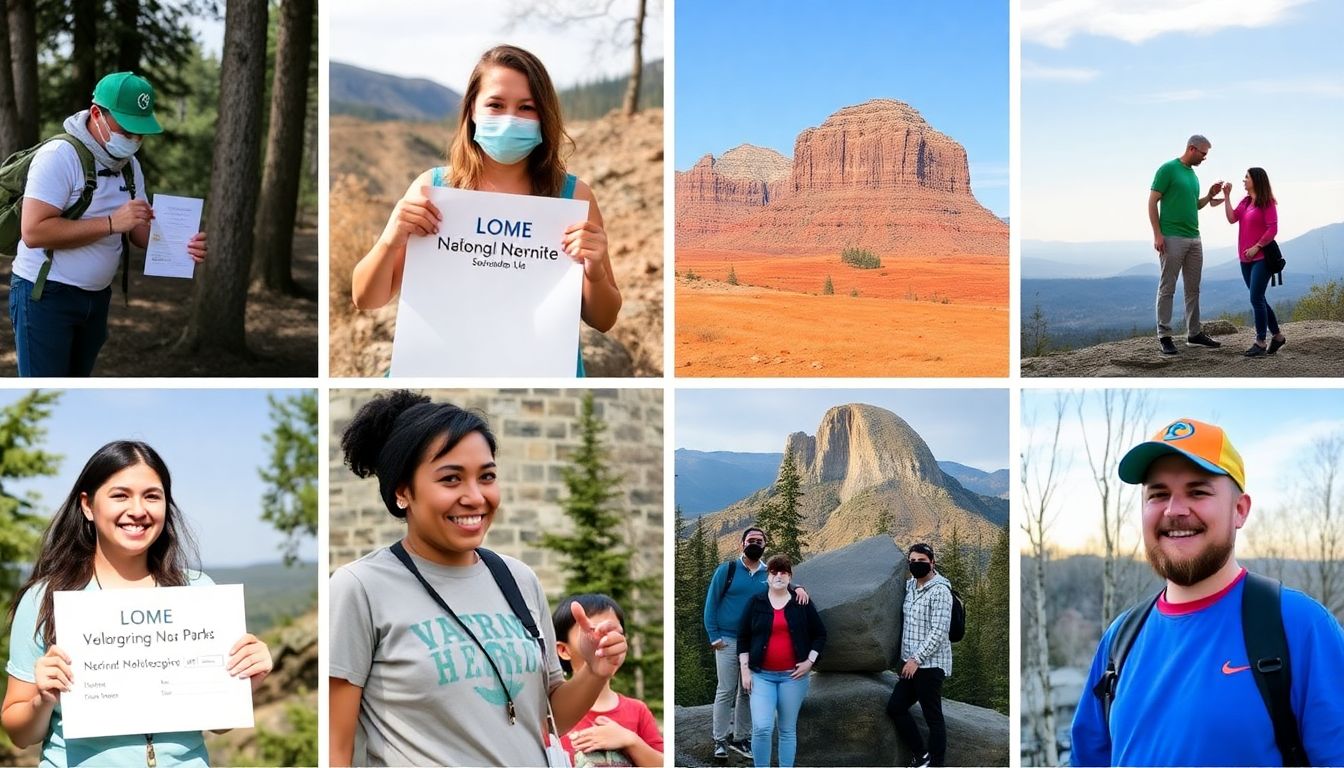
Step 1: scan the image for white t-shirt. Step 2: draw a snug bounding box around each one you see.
[16,140,146,291]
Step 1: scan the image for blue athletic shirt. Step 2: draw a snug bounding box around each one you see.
[430,167,586,377]
[702,558,769,641]
[1071,569,1344,767]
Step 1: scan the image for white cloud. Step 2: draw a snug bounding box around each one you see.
[1023,0,1314,48]
[1022,60,1100,82]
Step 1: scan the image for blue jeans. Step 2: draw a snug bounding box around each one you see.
[8,275,111,377]
[749,669,810,767]
[1240,259,1280,342]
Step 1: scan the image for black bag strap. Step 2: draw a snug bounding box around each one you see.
[119,161,135,302]
[719,558,737,602]
[1242,572,1307,767]
[1092,591,1159,729]
[389,540,527,725]
[476,546,542,644]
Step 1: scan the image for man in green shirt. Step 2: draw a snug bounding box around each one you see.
[1148,135,1225,355]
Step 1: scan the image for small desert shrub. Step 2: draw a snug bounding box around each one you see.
[726,265,738,285]
[850,288,859,297]
[841,247,881,269]
[823,275,835,295]
[684,269,700,281]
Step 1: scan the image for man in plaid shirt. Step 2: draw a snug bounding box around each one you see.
[886,542,953,768]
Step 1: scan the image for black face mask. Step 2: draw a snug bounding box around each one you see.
[744,544,765,560]
[909,561,932,579]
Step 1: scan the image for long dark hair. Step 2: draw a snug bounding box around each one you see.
[340,390,497,519]
[448,45,573,197]
[7,441,199,646]
[1248,167,1275,209]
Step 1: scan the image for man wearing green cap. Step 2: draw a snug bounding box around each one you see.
[9,71,207,376]
[1070,418,1344,767]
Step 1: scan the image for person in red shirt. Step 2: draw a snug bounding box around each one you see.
[737,554,827,768]
[1221,168,1286,357]
[553,594,664,767]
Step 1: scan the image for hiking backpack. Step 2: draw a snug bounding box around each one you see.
[719,558,738,601]
[1091,572,1306,766]
[947,585,966,643]
[0,133,136,300]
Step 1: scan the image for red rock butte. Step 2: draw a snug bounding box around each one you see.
[676,99,1007,256]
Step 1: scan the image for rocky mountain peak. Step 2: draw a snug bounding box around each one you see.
[784,403,944,500]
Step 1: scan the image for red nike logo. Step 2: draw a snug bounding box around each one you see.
[1222,661,1251,674]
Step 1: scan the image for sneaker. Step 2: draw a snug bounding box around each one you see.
[729,740,753,759]
[1186,332,1222,348]
[909,752,932,768]
[713,741,728,760]
[1244,343,1267,358]
[1269,336,1287,354]
[1159,336,1178,355]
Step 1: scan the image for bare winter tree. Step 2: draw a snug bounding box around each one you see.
[1021,392,1070,767]
[7,0,38,146]
[1298,431,1344,615]
[252,0,315,296]
[174,0,267,356]
[1075,389,1152,627]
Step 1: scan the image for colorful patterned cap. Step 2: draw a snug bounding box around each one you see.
[1118,418,1246,490]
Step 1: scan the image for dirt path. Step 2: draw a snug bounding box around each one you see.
[0,230,318,377]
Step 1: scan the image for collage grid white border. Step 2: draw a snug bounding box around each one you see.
[0,1,1326,766]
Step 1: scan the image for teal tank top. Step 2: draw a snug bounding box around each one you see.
[427,168,585,377]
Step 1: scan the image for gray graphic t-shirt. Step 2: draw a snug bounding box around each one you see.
[330,546,565,766]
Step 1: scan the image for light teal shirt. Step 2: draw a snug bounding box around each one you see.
[6,572,215,767]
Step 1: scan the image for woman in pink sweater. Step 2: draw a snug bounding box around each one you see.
[1222,167,1286,357]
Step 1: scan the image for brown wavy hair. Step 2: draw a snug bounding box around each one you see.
[448,45,573,197]
[1247,167,1276,209]
[7,441,199,646]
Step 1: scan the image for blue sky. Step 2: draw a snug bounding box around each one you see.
[328,0,665,91]
[1,389,316,569]
[1022,388,1344,554]
[677,389,1009,472]
[1022,0,1344,248]
[675,0,1009,217]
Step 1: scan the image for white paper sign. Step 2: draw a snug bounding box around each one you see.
[54,585,254,739]
[390,186,589,377]
[143,194,203,279]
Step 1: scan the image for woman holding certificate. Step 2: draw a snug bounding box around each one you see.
[349,44,622,377]
[329,390,628,766]
[1,441,273,767]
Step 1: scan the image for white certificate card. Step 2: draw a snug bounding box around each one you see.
[143,194,203,279]
[54,584,254,738]
[390,186,588,377]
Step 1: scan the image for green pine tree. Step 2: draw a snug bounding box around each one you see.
[979,525,1010,714]
[823,275,835,295]
[874,507,893,536]
[542,393,661,712]
[765,448,806,562]
[258,392,318,566]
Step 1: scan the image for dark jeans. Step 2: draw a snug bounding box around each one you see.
[1240,259,1280,343]
[8,275,111,377]
[887,668,946,765]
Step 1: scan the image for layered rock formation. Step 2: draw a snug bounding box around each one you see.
[674,537,1009,766]
[675,144,790,238]
[675,99,1007,256]
[701,404,1007,556]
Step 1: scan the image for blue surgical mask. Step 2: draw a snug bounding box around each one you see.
[473,114,542,165]
[98,112,142,159]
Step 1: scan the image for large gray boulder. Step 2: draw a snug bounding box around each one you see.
[795,535,906,672]
[674,672,1009,767]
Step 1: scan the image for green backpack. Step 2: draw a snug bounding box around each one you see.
[0,133,135,300]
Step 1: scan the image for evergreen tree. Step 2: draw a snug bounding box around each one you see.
[0,391,63,673]
[258,391,317,566]
[823,275,835,295]
[874,506,893,536]
[726,265,738,285]
[979,525,1010,714]
[765,448,806,561]
[673,506,715,706]
[542,393,660,710]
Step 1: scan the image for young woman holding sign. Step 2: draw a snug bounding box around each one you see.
[329,389,627,766]
[349,45,622,376]
[1,441,273,767]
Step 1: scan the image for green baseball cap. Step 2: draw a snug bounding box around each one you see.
[92,72,163,135]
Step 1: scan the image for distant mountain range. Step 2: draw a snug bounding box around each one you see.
[675,447,1008,518]
[1023,221,1343,345]
[330,59,664,123]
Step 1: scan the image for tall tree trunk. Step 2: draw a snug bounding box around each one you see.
[115,0,141,73]
[174,0,267,356]
[8,0,37,145]
[70,0,97,114]
[251,0,313,296]
[0,3,20,156]
[620,0,645,116]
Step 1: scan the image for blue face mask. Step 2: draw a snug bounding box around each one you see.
[473,114,542,165]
